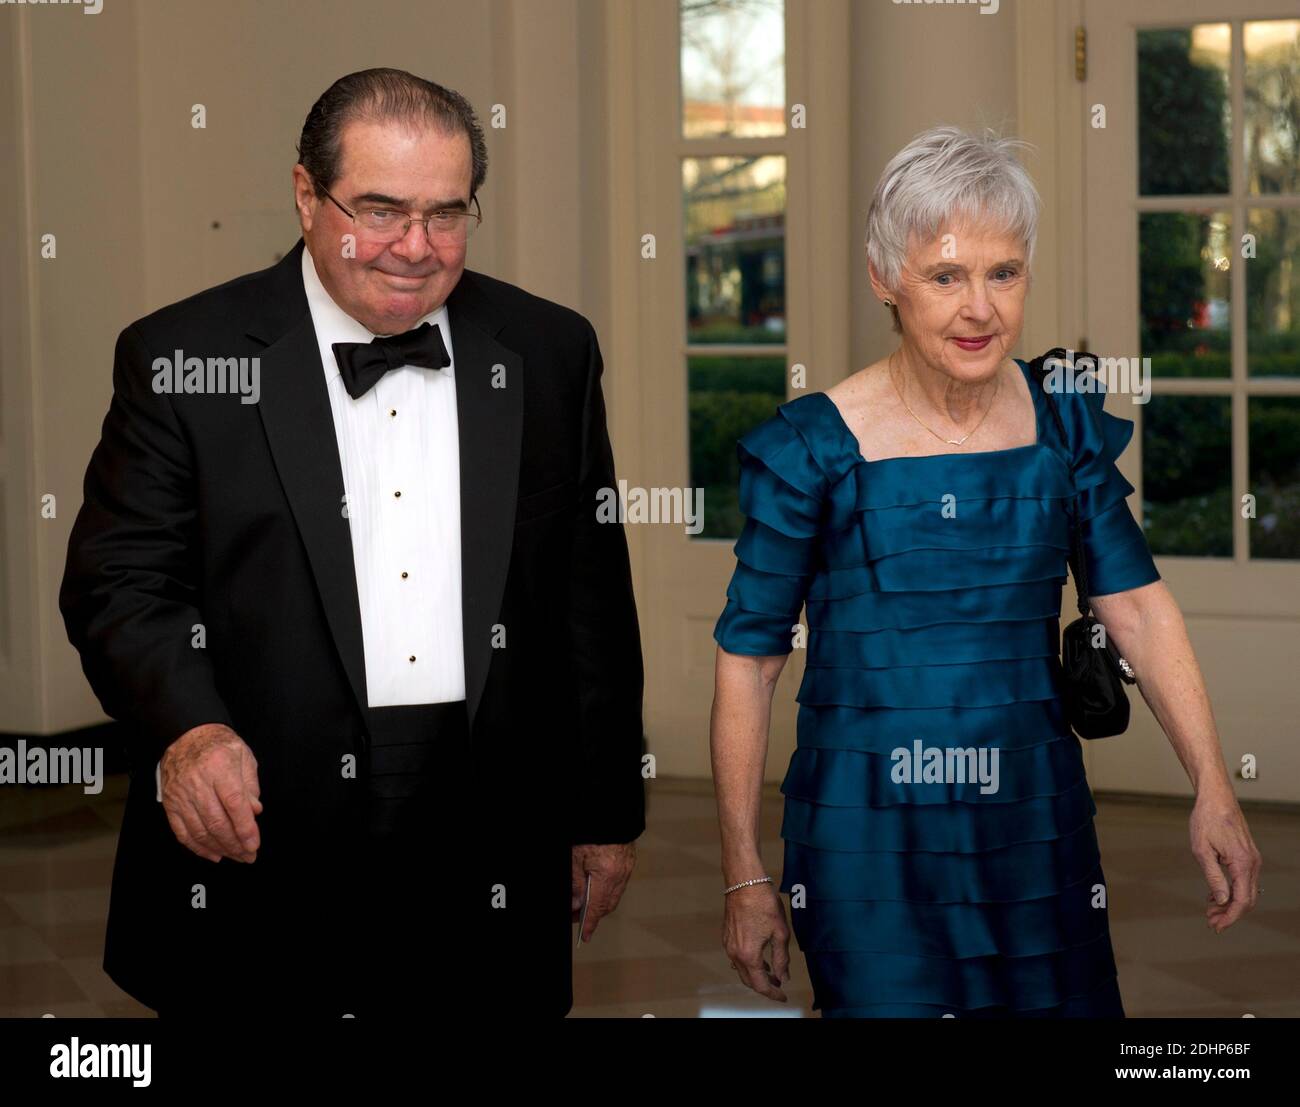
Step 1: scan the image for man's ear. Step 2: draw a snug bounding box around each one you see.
[292,164,317,233]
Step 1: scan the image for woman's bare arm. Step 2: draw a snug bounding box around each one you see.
[1091,579,1261,931]
[710,644,792,1000]
[710,645,788,884]
[1093,580,1228,794]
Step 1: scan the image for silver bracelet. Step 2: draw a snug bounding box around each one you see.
[723,876,773,895]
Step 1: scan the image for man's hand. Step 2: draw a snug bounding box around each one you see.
[159,723,263,864]
[571,842,636,943]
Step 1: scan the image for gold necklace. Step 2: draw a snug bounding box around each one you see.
[889,351,1001,446]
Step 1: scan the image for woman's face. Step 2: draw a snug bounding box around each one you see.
[873,216,1028,382]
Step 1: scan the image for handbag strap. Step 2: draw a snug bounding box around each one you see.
[1026,348,1092,618]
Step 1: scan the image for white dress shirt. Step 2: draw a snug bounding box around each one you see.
[300,244,465,706]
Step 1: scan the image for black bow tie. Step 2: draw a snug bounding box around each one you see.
[332,321,450,400]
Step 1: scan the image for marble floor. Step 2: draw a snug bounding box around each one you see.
[1,775,1296,1017]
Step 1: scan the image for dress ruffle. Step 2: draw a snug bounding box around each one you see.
[1051,375,1161,596]
[805,932,1122,1014]
[781,736,1087,807]
[713,358,1157,1017]
[787,864,1110,959]
[782,774,1098,853]
[712,410,827,656]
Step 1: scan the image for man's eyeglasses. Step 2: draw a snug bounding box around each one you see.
[317,183,482,245]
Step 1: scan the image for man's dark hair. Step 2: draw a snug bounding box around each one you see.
[297,67,488,200]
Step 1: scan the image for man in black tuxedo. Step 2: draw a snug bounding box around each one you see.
[59,68,645,1017]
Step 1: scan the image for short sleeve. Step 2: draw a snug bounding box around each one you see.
[1058,379,1161,598]
[713,408,826,656]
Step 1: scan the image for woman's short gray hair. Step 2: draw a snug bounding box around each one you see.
[865,125,1040,333]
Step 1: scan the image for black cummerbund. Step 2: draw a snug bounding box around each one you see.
[363,699,467,839]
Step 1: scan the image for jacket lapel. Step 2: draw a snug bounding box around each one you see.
[247,240,523,734]
[251,244,370,720]
[446,273,524,733]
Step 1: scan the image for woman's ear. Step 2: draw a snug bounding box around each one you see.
[866,259,894,306]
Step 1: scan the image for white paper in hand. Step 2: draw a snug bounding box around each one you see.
[576,871,593,948]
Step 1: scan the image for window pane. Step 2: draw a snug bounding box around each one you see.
[1138,25,1230,196]
[1249,398,1300,559]
[684,155,786,343]
[1245,20,1300,196]
[1247,208,1300,379]
[681,0,785,139]
[1142,395,1233,557]
[1140,211,1231,377]
[689,355,786,540]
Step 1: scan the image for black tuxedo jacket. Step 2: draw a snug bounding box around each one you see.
[59,239,645,1014]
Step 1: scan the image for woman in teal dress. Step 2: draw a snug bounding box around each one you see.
[709,125,1261,1018]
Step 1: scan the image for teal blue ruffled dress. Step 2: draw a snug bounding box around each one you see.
[713,358,1160,1018]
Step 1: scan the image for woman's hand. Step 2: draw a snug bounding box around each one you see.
[1189,785,1261,933]
[722,882,791,1002]
[1094,583,1262,934]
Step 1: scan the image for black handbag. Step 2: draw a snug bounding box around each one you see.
[1027,348,1138,740]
